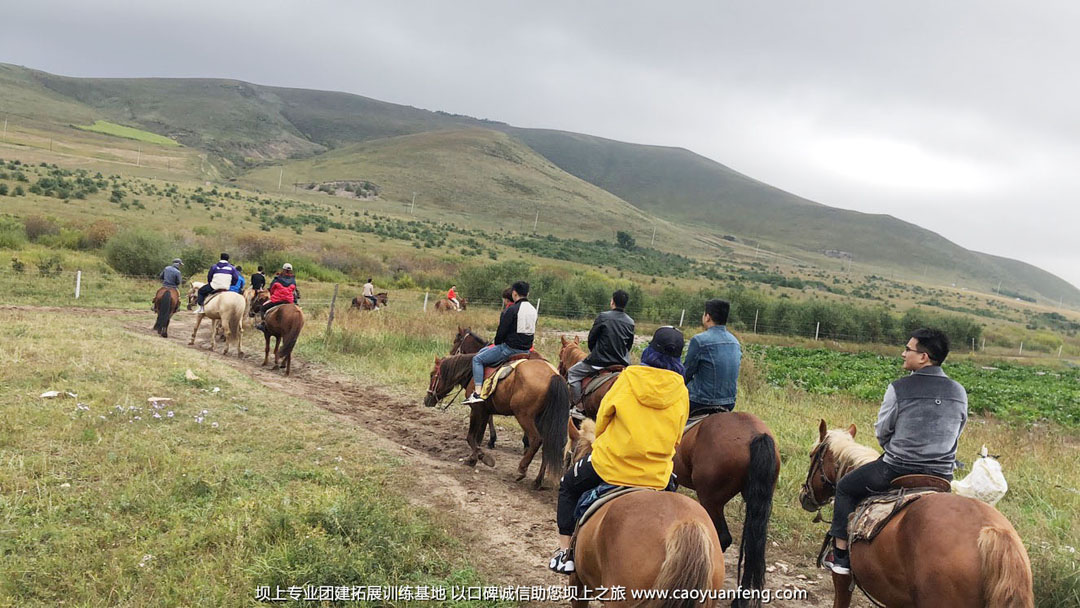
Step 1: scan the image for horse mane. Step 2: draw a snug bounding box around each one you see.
[572,419,597,462]
[820,429,879,478]
[440,353,476,386]
[467,329,488,344]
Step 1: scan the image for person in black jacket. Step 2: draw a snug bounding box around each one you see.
[568,290,635,410]
[250,266,266,291]
[464,281,538,404]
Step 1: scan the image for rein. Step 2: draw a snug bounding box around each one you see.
[426,355,471,409]
[801,440,837,510]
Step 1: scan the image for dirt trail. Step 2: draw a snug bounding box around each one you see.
[111,308,833,606]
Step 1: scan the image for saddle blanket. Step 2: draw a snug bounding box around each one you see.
[479,360,526,400]
[581,370,620,399]
[849,489,938,545]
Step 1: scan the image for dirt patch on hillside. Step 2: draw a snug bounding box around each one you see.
[114,309,837,606]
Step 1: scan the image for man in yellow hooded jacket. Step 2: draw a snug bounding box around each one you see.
[550,326,689,575]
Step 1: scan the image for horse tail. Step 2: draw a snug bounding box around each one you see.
[737,433,778,606]
[154,289,172,334]
[226,299,242,341]
[978,525,1033,608]
[278,307,304,363]
[643,520,715,608]
[536,374,570,487]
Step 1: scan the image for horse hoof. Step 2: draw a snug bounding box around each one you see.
[481,453,495,467]
[515,470,526,481]
[532,479,544,490]
[465,457,478,467]
[487,440,496,449]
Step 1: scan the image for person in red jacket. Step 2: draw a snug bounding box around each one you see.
[448,285,461,311]
[254,263,300,331]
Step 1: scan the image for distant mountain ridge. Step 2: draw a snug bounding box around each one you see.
[1,62,1076,304]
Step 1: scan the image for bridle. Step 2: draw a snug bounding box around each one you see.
[450,331,488,356]
[801,440,837,510]
[425,358,464,410]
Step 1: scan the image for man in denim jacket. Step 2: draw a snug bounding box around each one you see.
[683,299,741,416]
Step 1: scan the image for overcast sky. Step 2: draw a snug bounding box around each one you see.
[4,1,1078,291]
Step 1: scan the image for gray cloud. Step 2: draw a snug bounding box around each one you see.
[3,0,1077,289]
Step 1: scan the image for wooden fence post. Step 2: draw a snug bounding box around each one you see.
[325,284,339,336]
[815,322,820,341]
[423,291,429,312]
[679,309,685,327]
[75,270,81,299]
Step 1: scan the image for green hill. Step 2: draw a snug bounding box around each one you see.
[1,61,1076,305]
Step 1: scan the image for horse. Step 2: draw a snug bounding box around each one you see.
[450,326,489,356]
[242,287,260,327]
[351,292,389,310]
[151,286,179,338]
[556,335,619,419]
[565,418,725,607]
[673,412,779,607]
[259,302,304,376]
[186,284,246,357]
[800,420,1033,608]
[434,297,467,312]
[423,353,569,489]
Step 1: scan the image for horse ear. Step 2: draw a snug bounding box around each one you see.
[567,417,580,442]
[560,335,569,345]
[847,424,857,438]
[818,419,827,442]
[574,336,580,344]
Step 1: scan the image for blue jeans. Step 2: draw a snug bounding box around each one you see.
[471,343,529,387]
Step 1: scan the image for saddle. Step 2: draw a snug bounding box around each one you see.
[847,476,950,546]
[580,365,624,398]
[478,355,533,399]
[568,478,678,559]
[482,353,533,381]
[683,406,731,433]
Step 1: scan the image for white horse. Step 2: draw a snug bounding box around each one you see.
[186,282,246,357]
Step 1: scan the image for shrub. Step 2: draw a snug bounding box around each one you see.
[23,215,60,241]
[0,184,8,196]
[104,229,174,277]
[0,217,27,248]
[13,185,25,196]
[38,254,63,277]
[11,257,25,273]
[85,220,118,248]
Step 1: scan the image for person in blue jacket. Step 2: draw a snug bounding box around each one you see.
[683,299,741,416]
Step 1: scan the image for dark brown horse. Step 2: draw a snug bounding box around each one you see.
[152,286,179,338]
[258,302,304,376]
[434,297,467,311]
[566,418,725,607]
[450,326,489,356]
[556,335,619,419]
[800,420,1033,608]
[424,353,569,489]
[351,292,388,310]
[673,412,779,607]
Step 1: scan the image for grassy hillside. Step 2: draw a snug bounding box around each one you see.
[2,62,1077,306]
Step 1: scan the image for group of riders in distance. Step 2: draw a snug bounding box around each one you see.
[153,258,1033,606]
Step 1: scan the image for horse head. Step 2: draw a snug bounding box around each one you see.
[250,291,270,317]
[376,292,389,305]
[424,356,445,408]
[186,281,203,310]
[450,327,468,355]
[799,419,858,512]
[564,418,596,470]
[557,335,583,376]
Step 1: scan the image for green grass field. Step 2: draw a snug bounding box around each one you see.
[74,120,181,147]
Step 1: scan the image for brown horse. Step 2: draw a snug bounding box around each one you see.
[434,297,467,312]
[152,286,179,338]
[351,292,389,310]
[673,412,779,607]
[259,302,304,376]
[566,419,725,607]
[423,353,569,489]
[556,335,619,419]
[800,420,1033,608]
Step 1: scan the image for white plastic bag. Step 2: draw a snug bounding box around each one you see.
[951,445,1008,506]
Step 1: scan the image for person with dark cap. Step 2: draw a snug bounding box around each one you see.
[250,266,266,292]
[683,298,742,416]
[195,253,239,313]
[159,258,183,289]
[567,289,636,416]
[549,326,689,575]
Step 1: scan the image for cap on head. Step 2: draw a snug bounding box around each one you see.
[650,326,685,358]
[172,258,183,266]
[282,263,293,271]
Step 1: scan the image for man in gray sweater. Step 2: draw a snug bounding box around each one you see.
[823,328,968,575]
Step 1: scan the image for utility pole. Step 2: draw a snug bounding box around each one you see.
[411,192,417,214]
[650,225,657,247]
[2,117,7,143]
[995,280,1002,294]
[277,168,283,190]
[136,146,141,167]
[533,208,539,232]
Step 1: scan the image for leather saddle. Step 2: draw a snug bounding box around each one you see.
[580,365,625,395]
[483,352,533,381]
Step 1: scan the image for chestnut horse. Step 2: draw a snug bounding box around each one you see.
[556,335,618,419]
[151,286,179,338]
[351,292,388,310]
[673,412,779,607]
[434,297,467,311]
[800,420,1033,608]
[251,291,304,376]
[423,353,569,489]
[566,419,725,607]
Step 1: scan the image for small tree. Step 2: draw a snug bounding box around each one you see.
[616,230,636,251]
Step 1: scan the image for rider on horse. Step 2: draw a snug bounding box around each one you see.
[822,328,968,575]
[567,289,635,417]
[195,253,239,313]
[447,285,462,311]
[255,263,300,331]
[550,326,689,574]
[362,278,378,310]
[683,299,741,416]
[250,265,266,291]
[463,281,537,405]
[229,266,246,293]
[159,258,183,289]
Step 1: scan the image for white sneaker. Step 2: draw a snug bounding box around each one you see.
[463,392,484,405]
[549,549,575,574]
[196,305,204,314]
